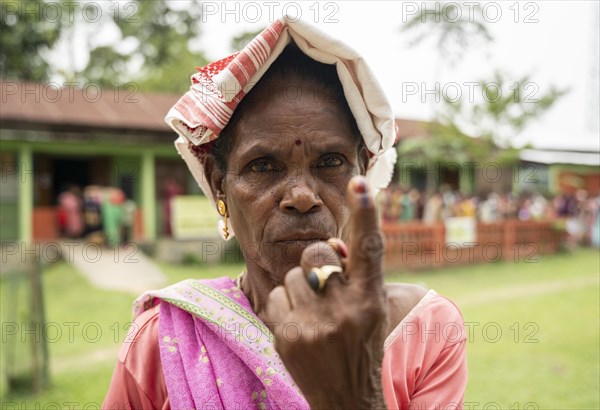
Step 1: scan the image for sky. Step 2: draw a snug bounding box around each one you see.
[53,1,600,152]
[193,1,600,151]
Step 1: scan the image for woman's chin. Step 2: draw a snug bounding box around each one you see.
[258,242,317,284]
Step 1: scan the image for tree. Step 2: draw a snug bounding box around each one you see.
[442,71,567,151]
[0,0,65,81]
[1,0,208,93]
[398,3,565,193]
[398,72,566,192]
[78,0,208,93]
[400,2,492,69]
[230,28,264,52]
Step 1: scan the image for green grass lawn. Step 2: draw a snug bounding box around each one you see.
[1,249,598,409]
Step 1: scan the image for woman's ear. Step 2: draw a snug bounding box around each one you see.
[201,154,225,203]
[358,144,369,176]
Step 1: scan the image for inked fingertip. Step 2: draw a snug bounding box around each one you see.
[350,175,368,194]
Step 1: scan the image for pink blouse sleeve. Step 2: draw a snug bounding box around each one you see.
[102,305,169,410]
[382,292,468,410]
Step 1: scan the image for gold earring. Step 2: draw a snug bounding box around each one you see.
[217,199,229,239]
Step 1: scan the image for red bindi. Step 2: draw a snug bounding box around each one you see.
[295,139,302,145]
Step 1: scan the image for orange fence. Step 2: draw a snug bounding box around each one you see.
[32,207,144,242]
[32,208,564,272]
[32,207,59,241]
[382,220,565,272]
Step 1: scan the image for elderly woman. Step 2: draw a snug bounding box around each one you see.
[103,18,467,409]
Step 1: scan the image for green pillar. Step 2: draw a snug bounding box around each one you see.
[548,165,558,195]
[459,163,475,195]
[19,145,33,244]
[141,150,156,240]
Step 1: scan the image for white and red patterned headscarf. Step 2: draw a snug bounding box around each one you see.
[165,16,398,239]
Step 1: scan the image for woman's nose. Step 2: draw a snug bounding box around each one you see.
[279,176,323,214]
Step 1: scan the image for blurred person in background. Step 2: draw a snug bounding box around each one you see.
[529,192,548,220]
[423,192,444,224]
[57,184,84,238]
[591,195,600,247]
[399,185,414,222]
[83,185,104,244]
[455,193,477,218]
[565,189,590,248]
[479,192,500,223]
[408,188,423,220]
[380,183,400,222]
[102,187,125,247]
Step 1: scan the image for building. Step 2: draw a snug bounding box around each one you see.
[0,80,198,243]
[517,131,600,196]
[3,81,596,245]
[393,119,514,194]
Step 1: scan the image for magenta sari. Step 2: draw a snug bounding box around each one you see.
[133,277,309,409]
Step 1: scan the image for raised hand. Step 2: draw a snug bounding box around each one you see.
[263,175,388,409]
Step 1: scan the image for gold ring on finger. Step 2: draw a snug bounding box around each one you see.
[307,265,343,293]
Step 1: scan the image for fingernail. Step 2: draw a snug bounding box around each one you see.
[354,177,367,194]
[337,241,348,258]
[327,238,348,258]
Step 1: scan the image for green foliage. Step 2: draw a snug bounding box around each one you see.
[398,122,479,165]
[399,3,566,178]
[230,28,265,52]
[399,72,566,167]
[135,46,205,94]
[0,0,65,81]
[400,2,493,65]
[1,0,208,93]
[451,71,569,146]
[79,0,207,92]
[113,1,202,66]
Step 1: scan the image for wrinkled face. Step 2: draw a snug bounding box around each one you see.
[220,78,366,281]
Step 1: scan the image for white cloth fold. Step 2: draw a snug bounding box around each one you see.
[166,16,398,239]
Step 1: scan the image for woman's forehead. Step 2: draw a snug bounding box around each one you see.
[238,91,352,137]
[226,78,355,148]
[232,129,357,159]
[243,75,341,109]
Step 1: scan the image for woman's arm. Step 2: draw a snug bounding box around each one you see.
[382,295,468,409]
[103,306,169,409]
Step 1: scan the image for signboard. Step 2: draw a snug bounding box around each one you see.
[171,195,219,239]
[445,217,477,247]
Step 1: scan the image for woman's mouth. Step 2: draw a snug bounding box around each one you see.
[277,238,325,247]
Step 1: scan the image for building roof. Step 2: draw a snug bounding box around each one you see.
[520,148,600,166]
[514,125,600,153]
[394,118,432,140]
[1,80,434,141]
[0,80,179,133]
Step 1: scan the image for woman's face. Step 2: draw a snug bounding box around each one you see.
[220,78,367,281]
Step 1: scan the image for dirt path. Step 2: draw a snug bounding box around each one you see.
[60,241,166,295]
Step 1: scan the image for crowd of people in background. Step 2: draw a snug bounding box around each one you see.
[379,184,600,247]
[57,181,600,249]
[57,184,136,247]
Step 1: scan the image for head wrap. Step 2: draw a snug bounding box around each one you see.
[165,16,398,239]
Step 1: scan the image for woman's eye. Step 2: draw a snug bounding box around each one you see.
[317,155,344,168]
[250,160,275,172]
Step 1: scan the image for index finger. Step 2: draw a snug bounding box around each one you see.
[346,175,385,290]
